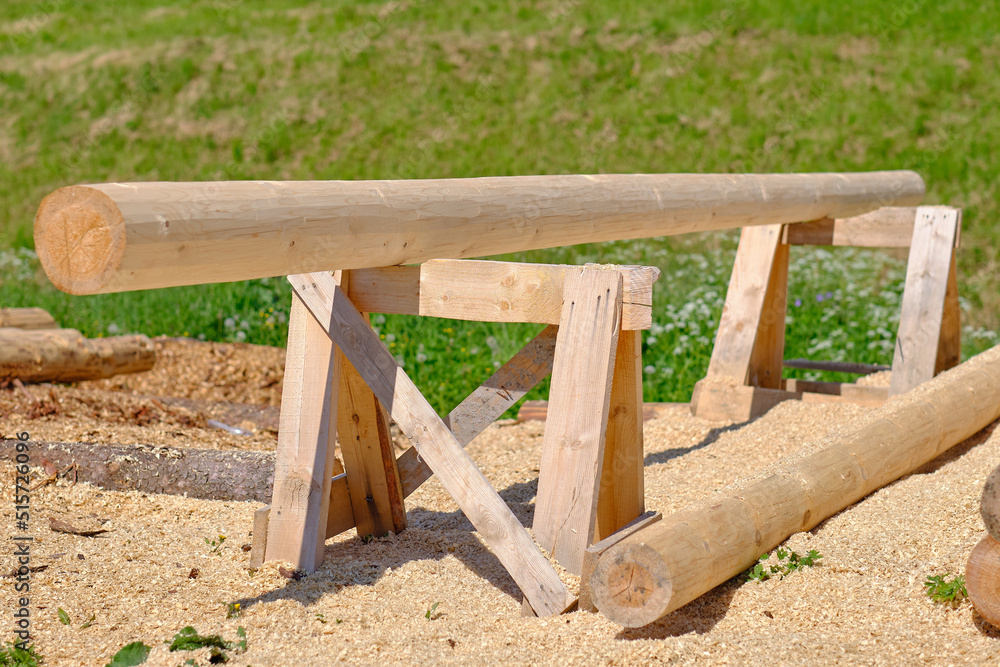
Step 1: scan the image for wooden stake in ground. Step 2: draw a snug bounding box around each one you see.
[591,344,1000,628]
[34,172,923,294]
[0,328,155,383]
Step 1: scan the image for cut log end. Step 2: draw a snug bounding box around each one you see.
[591,543,672,628]
[967,535,1000,628]
[34,185,126,295]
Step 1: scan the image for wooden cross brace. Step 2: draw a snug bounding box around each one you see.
[253,260,658,617]
[692,205,962,421]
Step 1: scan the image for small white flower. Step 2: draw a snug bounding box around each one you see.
[415,352,427,363]
[235,331,247,341]
[395,354,406,368]
[106,323,120,334]
[643,365,656,375]
[224,317,236,329]
[385,333,396,343]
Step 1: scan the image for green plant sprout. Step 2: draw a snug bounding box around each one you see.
[205,535,227,554]
[425,601,442,620]
[0,641,43,667]
[924,574,967,605]
[745,548,823,582]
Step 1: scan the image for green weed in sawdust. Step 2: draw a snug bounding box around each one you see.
[924,573,967,606]
[744,548,823,582]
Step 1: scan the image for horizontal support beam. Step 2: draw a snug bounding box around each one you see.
[783,358,890,375]
[348,260,658,329]
[35,172,924,294]
[782,206,960,248]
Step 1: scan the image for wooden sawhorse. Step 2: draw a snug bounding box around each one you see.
[692,205,962,421]
[250,260,659,616]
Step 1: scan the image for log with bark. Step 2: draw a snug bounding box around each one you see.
[0,327,155,383]
[0,439,275,502]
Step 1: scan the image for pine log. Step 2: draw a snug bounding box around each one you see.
[34,172,924,294]
[0,440,274,502]
[967,535,1000,627]
[0,328,155,383]
[591,343,1000,628]
[0,307,58,329]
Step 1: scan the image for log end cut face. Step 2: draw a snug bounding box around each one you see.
[591,542,673,628]
[34,185,126,295]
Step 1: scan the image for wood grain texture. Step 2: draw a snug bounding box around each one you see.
[934,248,961,375]
[746,240,789,389]
[325,472,357,539]
[533,268,623,575]
[967,536,1000,628]
[35,172,924,294]
[701,224,785,387]
[890,207,961,396]
[264,292,340,571]
[579,511,661,613]
[980,464,1000,543]
[346,260,657,330]
[397,325,558,497]
[782,207,919,247]
[288,271,575,616]
[334,271,407,538]
[594,329,645,543]
[594,343,1000,628]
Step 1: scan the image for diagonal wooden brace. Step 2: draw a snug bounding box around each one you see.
[289,271,575,617]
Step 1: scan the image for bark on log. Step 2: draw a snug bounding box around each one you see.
[0,439,274,502]
[0,328,155,383]
[34,172,924,294]
[981,464,1000,542]
[0,307,58,329]
[591,343,1000,628]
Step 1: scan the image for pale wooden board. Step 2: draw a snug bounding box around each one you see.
[746,240,789,389]
[516,400,681,423]
[890,207,961,396]
[594,329,645,543]
[249,505,270,570]
[702,224,785,386]
[691,379,887,422]
[337,351,407,538]
[783,207,919,248]
[397,325,557,498]
[579,511,662,613]
[288,271,575,616]
[782,379,889,403]
[264,292,340,570]
[345,260,657,330]
[934,248,961,375]
[533,268,623,575]
[325,472,358,539]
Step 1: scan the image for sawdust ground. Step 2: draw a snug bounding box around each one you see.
[2,339,998,665]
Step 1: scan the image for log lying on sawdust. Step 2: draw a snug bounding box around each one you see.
[591,343,1000,628]
[0,328,155,383]
[0,307,58,329]
[0,440,274,502]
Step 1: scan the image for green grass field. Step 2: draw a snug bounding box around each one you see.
[2,1,998,413]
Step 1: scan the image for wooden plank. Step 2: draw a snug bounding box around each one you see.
[249,505,270,569]
[889,207,962,396]
[264,291,340,570]
[335,271,407,539]
[397,325,558,498]
[782,379,889,404]
[288,271,575,616]
[36,172,925,294]
[934,248,961,375]
[579,511,662,613]
[325,472,357,538]
[533,268,623,575]
[746,239,789,389]
[594,329,645,543]
[782,207,919,247]
[516,400,682,423]
[346,260,657,330]
[701,224,785,385]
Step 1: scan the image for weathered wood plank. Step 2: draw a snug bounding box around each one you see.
[264,291,340,570]
[533,268,623,575]
[890,206,962,395]
[782,207,919,248]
